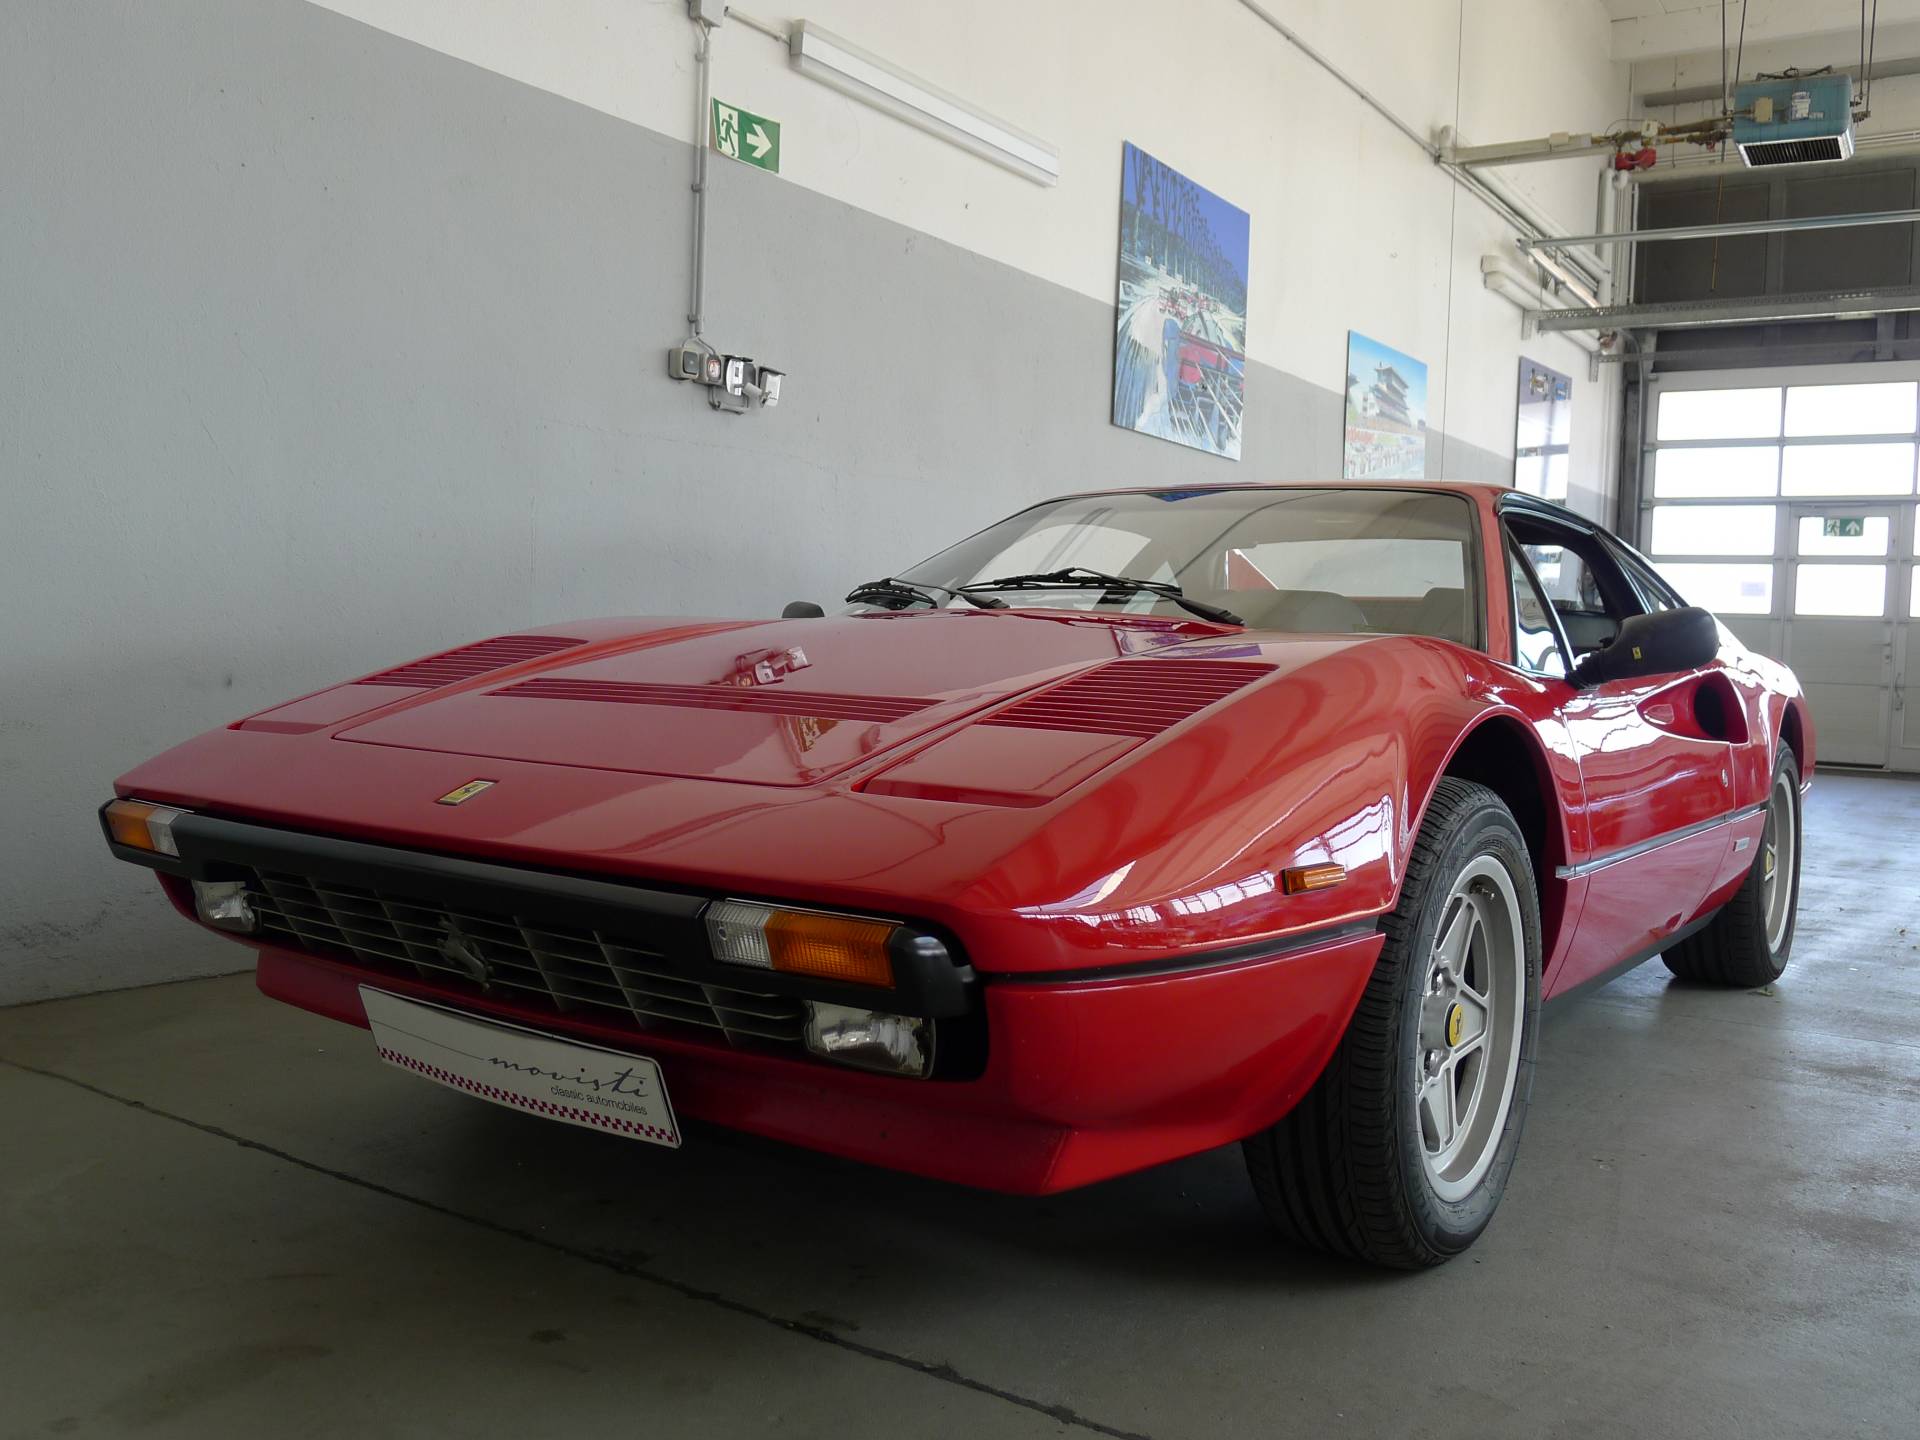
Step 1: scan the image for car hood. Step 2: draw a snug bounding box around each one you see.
[322,611,1251,788]
[119,615,1485,972]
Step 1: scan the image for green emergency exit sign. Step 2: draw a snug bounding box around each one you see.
[712,100,780,173]
[1823,516,1866,537]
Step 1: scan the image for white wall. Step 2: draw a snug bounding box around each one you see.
[308,0,1624,484]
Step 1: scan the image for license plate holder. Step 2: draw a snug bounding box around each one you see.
[360,986,681,1148]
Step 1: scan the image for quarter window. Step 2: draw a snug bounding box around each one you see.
[1508,545,1566,678]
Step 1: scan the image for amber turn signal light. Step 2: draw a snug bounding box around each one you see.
[705,900,897,987]
[1282,863,1347,895]
[103,798,187,857]
[766,910,897,986]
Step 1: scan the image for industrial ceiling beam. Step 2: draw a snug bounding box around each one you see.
[1438,133,1614,167]
[1599,335,1920,365]
[1518,207,1920,252]
[1528,284,1920,332]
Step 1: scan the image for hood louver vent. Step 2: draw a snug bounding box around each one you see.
[494,678,931,724]
[361,634,585,688]
[982,659,1275,740]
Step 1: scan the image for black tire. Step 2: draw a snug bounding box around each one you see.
[1663,748,1801,987]
[1244,779,1542,1269]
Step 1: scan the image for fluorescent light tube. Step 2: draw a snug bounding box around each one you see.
[788,21,1059,186]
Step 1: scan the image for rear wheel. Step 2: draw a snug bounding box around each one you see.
[1244,779,1541,1268]
[1663,749,1801,987]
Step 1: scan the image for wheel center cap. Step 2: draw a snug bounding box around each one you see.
[1445,1001,1465,1048]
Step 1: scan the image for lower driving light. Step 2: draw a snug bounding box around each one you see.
[103,799,186,857]
[706,900,897,986]
[192,879,257,934]
[804,1001,932,1077]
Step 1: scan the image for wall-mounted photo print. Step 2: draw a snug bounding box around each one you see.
[1514,357,1572,500]
[1112,143,1250,461]
[1343,331,1427,479]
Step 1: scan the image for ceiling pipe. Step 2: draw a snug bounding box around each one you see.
[1227,14,1610,297]
[1639,54,1920,109]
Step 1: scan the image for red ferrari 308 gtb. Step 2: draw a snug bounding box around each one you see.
[103,483,1811,1267]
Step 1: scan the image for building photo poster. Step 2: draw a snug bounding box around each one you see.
[1112,142,1250,460]
[1343,331,1427,479]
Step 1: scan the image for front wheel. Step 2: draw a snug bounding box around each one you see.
[1663,748,1801,987]
[1244,778,1541,1268]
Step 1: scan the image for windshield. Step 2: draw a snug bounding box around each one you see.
[895,488,1480,644]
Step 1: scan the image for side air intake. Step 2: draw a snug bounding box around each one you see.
[981,659,1275,740]
[360,634,585,688]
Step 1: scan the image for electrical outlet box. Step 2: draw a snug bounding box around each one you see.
[668,346,724,385]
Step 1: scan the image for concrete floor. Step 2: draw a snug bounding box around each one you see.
[3,773,1917,1440]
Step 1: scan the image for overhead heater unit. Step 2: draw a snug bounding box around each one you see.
[1733,74,1855,167]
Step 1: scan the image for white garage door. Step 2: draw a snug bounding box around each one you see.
[1643,366,1920,772]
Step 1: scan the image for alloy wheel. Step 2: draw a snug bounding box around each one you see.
[1416,856,1527,1203]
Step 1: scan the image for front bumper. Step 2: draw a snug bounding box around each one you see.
[258,923,1381,1193]
[112,805,1382,1192]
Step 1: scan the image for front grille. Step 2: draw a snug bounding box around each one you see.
[243,869,805,1049]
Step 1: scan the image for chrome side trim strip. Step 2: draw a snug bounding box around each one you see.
[1555,801,1767,881]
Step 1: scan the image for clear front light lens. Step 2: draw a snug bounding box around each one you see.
[706,900,776,967]
[803,1001,931,1077]
[192,879,257,934]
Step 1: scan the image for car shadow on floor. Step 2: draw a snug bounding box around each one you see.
[392,1090,1415,1300]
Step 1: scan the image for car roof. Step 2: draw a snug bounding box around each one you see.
[1042,479,1516,504]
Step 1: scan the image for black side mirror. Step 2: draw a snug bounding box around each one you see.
[1573,606,1719,687]
[781,601,825,619]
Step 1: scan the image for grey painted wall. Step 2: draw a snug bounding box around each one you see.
[0,0,1507,1004]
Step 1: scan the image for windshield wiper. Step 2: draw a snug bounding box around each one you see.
[958,567,1244,626]
[845,577,1006,611]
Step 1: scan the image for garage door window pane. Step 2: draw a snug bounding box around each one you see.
[1657,562,1774,615]
[1656,388,1781,441]
[1794,564,1887,617]
[1650,505,1775,556]
[1780,443,1916,496]
[1653,446,1779,497]
[1795,515,1890,556]
[1783,382,1917,437]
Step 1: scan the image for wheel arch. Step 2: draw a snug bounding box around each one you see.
[1779,696,1813,777]
[1403,710,1573,971]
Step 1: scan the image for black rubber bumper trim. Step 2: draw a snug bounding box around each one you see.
[985,919,1381,986]
[98,804,975,1019]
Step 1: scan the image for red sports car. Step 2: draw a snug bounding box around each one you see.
[102,483,1811,1268]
